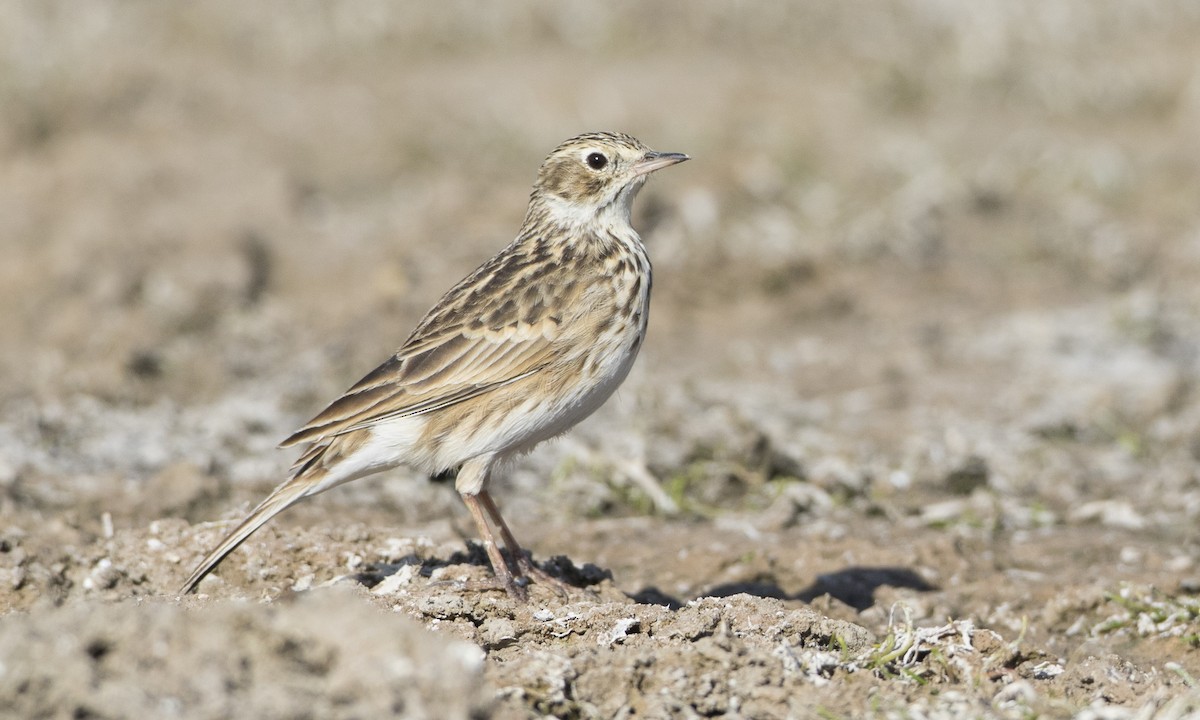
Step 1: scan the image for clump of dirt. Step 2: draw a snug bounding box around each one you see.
[0,587,490,720]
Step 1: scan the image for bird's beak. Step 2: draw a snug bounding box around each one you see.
[631,151,690,178]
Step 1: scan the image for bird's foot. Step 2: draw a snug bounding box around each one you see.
[433,572,530,601]
[441,558,571,601]
[511,552,572,599]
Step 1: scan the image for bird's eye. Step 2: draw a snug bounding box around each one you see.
[586,152,608,170]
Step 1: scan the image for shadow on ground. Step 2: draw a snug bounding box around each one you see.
[631,566,937,610]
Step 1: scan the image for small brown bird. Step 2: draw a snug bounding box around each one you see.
[181,132,688,598]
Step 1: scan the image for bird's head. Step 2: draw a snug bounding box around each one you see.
[531,132,688,229]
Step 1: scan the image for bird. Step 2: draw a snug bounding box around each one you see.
[180,131,688,599]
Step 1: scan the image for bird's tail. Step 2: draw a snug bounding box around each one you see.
[178,475,315,594]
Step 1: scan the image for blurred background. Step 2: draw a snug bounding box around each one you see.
[2,0,1200,559]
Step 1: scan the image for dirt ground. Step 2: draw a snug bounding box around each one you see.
[3,2,1200,718]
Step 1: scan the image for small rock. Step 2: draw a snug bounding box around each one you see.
[595,618,639,646]
[945,456,989,495]
[920,498,969,525]
[1068,500,1145,530]
[479,618,518,649]
[756,481,834,530]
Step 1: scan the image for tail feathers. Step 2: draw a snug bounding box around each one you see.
[178,478,314,595]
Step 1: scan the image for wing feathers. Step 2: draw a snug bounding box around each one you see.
[279,237,598,449]
[281,306,572,449]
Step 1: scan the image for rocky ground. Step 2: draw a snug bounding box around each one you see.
[2,2,1200,718]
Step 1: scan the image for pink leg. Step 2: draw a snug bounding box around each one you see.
[478,490,571,597]
[461,492,526,600]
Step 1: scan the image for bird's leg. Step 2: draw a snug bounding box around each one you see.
[460,492,527,600]
[478,490,571,597]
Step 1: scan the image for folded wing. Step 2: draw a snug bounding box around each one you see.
[280,247,577,449]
